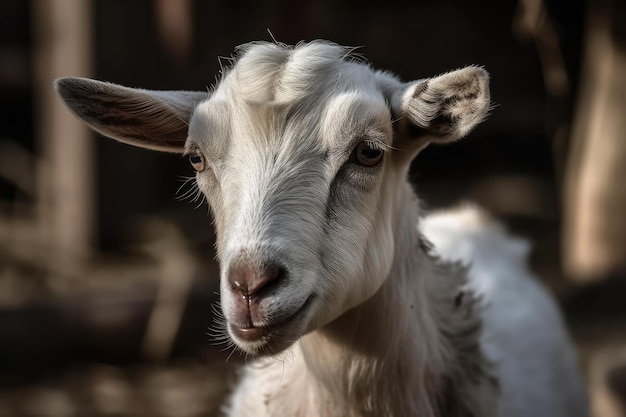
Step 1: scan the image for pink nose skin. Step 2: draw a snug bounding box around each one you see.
[227,260,289,340]
[228,262,283,300]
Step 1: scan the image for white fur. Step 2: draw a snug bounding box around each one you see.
[421,206,588,417]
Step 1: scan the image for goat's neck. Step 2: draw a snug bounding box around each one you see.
[297,182,496,417]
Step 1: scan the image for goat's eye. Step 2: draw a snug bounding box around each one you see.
[189,152,205,172]
[351,141,384,167]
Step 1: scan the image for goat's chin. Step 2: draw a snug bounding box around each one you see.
[228,296,316,356]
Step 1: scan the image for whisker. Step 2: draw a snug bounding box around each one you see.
[225,345,239,363]
[175,175,207,209]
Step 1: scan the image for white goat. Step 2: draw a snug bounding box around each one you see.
[56,41,587,417]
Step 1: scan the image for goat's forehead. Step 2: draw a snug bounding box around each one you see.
[189,91,391,160]
[190,91,390,156]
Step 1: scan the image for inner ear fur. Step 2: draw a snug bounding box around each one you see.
[392,66,490,147]
[55,77,209,153]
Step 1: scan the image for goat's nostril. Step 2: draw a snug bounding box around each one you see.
[228,262,285,298]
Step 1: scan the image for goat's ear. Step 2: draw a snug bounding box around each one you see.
[55,77,209,153]
[390,66,490,153]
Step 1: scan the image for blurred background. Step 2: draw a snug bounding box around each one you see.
[0,0,625,416]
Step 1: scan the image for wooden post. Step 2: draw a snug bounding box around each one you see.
[563,1,626,282]
[32,0,95,261]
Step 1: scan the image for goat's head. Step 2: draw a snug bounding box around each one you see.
[56,41,490,356]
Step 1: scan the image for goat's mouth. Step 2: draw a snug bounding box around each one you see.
[228,295,315,354]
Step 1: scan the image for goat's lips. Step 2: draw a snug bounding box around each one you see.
[230,324,270,341]
[229,296,315,343]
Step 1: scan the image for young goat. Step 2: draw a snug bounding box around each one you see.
[56,41,587,417]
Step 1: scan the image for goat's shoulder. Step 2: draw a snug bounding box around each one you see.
[420,205,588,417]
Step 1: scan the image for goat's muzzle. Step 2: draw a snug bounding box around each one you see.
[224,255,316,351]
[226,258,287,339]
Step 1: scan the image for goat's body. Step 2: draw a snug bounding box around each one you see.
[227,205,586,417]
[55,41,587,417]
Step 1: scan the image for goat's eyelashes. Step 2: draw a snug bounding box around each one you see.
[350,141,384,167]
[188,152,206,172]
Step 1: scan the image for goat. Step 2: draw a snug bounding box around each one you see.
[55,41,587,417]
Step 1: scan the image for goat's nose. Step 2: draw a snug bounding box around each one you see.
[228,262,285,299]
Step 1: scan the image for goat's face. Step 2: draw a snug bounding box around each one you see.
[190,90,399,355]
[55,41,490,356]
